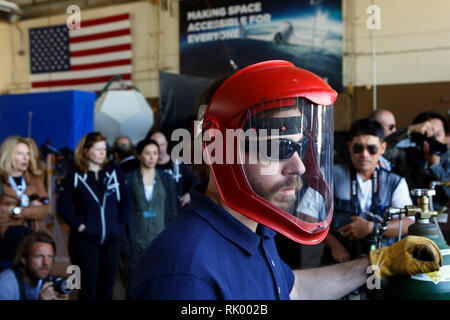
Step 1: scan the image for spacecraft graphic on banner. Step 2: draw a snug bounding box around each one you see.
[179,0,343,92]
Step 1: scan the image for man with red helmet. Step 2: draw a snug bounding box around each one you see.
[126,61,442,300]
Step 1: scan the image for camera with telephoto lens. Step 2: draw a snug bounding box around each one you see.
[410,133,448,156]
[44,276,73,294]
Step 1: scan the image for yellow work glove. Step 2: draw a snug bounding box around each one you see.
[369,235,443,280]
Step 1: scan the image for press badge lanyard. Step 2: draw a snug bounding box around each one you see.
[74,170,120,244]
[9,175,29,207]
[349,166,380,214]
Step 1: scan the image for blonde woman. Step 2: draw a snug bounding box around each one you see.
[57,132,131,300]
[24,137,45,179]
[0,136,49,266]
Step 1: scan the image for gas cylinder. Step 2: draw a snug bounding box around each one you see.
[377,189,450,300]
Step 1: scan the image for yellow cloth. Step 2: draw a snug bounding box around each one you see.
[369,235,443,280]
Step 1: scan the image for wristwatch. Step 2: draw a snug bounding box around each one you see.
[12,206,22,216]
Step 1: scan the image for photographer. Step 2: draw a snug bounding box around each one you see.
[0,231,69,300]
[323,118,414,264]
[383,110,450,210]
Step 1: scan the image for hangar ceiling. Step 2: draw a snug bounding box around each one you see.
[5,0,152,19]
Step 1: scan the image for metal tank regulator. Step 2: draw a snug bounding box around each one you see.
[369,181,450,300]
[364,181,449,249]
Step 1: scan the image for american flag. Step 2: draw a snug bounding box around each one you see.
[29,13,132,92]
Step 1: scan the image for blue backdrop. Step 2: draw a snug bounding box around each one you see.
[0,90,95,150]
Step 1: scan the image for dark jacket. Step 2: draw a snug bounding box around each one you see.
[384,129,450,209]
[332,163,403,255]
[119,157,139,174]
[57,162,132,246]
[156,161,201,197]
[123,168,180,268]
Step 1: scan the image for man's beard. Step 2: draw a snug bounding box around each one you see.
[25,266,49,284]
[248,175,303,214]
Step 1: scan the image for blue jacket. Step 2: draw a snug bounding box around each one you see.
[57,162,132,246]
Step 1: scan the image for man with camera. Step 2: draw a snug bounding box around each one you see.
[383,110,450,210]
[0,231,69,300]
[323,118,415,265]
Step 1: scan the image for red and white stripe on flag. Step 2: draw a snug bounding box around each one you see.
[29,13,132,92]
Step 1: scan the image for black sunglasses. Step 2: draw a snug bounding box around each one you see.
[351,143,379,155]
[246,137,309,161]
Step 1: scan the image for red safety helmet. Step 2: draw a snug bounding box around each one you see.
[202,60,337,245]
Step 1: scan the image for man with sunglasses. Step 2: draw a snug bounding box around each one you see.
[323,118,414,267]
[127,61,441,300]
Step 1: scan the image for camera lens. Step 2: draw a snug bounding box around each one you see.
[54,277,73,294]
[45,276,73,294]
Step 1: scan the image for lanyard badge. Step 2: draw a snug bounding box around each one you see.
[21,194,30,207]
[9,175,30,207]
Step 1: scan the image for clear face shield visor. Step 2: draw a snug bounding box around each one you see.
[238,97,334,234]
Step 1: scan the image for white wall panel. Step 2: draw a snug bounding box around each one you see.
[344,0,450,86]
[0,1,179,97]
[2,0,449,96]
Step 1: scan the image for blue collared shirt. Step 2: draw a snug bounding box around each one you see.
[126,191,295,300]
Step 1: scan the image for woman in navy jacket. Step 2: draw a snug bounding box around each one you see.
[57,132,131,300]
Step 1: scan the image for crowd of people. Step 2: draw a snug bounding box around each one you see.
[0,62,448,300]
[0,130,199,300]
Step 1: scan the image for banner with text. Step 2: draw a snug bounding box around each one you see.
[180,0,342,92]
